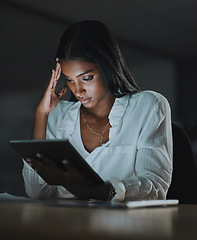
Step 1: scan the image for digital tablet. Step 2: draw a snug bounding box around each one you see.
[9,139,104,185]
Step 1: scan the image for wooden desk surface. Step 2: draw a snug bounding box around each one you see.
[0,201,197,240]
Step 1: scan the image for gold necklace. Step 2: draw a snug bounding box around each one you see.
[82,111,110,146]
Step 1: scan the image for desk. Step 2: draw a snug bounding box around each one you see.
[0,201,197,240]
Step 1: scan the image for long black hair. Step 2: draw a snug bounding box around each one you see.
[56,20,140,97]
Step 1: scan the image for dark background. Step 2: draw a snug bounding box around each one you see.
[0,0,197,196]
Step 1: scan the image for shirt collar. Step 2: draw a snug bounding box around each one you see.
[58,94,130,139]
[59,101,81,139]
[109,94,130,127]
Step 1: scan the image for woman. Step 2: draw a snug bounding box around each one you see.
[23,20,172,202]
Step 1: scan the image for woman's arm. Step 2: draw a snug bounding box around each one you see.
[32,61,66,139]
[123,98,173,201]
[122,148,172,201]
[23,61,67,198]
[104,95,172,202]
[32,111,49,139]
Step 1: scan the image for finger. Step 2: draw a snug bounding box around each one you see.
[55,63,61,80]
[56,68,61,81]
[26,157,44,172]
[52,70,58,90]
[47,69,56,91]
[50,64,61,93]
[62,160,77,173]
[56,86,67,99]
[36,153,54,165]
[26,157,38,165]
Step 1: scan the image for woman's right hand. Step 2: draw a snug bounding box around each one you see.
[36,60,67,116]
[32,60,67,139]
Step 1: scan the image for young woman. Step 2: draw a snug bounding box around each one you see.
[23,20,172,202]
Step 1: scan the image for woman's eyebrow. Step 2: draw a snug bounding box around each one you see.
[63,69,94,78]
[76,69,93,77]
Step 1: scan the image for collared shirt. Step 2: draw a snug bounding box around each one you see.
[22,90,173,201]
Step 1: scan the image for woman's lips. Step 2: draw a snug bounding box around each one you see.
[79,98,92,104]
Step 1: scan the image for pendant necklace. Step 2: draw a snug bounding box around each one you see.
[82,111,110,146]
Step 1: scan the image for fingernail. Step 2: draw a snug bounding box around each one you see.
[56,57,59,61]
[62,159,68,164]
[36,153,42,158]
[26,158,31,163]
[52,69,54,72]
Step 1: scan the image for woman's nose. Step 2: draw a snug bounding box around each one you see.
[74,83,86,97]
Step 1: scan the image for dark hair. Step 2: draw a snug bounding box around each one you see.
[56,20,140,97]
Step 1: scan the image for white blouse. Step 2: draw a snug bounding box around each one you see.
[22,90,173,202]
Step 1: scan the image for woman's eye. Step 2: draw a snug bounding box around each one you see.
[66,78,72,82]
[82,75,94,81]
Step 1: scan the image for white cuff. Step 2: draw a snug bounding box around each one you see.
[107,177,126,202]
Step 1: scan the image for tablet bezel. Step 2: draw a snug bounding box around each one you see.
[9,139,104,185]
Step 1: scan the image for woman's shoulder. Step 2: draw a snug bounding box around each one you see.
[126,90,172,121]
[49,100,79,120]
[127,90,171,115]
[131,90,170,106]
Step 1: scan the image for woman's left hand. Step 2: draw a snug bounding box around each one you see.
[25,154,109,200]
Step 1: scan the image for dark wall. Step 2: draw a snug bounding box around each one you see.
[1,2,197,196]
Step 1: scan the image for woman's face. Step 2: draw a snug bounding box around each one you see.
[60,60,114,109]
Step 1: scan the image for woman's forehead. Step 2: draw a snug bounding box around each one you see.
[60,60,99,77]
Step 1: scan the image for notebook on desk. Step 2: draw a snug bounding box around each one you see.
[124,199,179,209]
